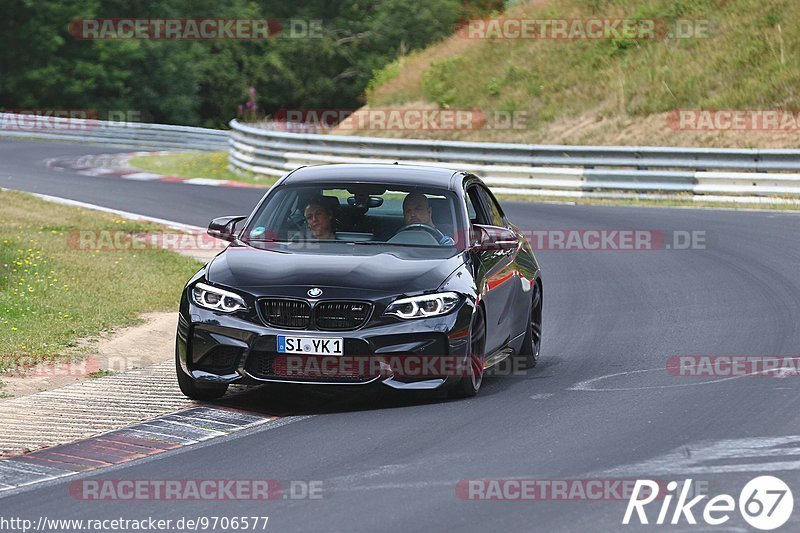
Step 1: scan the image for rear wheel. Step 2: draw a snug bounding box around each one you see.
[176,350,228,401]
[449,306,486,398]
[519,281,542,369]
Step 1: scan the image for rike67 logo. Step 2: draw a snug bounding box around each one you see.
[623,476,793,530]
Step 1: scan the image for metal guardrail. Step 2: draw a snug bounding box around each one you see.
[228,119,800,202]
[0,113,227,150]
[2,113,798,202]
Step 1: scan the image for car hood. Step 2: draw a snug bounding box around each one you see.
[206,244,466,294]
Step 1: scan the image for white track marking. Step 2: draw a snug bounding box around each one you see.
[1,189,203,232]
[119,172,163,180]
[80,168,117,176]
[568,366,778,392]
[184,178,224,186]
[598,435,800,476]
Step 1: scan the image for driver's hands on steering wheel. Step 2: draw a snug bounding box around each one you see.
[394,223,455,245]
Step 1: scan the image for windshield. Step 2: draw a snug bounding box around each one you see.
[242,183,464,249]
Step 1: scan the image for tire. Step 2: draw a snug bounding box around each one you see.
[449,306,486,398]
[518,281,542,369]
[176,351,229,401]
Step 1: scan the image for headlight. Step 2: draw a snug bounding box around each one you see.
[385,292,461,319]
[191,282,247,313]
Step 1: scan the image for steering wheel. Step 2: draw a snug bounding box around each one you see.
[394,223,446,242]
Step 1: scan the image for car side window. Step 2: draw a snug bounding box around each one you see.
[477,186,506,227]
[465,185,488,225]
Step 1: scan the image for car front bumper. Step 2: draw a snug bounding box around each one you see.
[176,295,474,390]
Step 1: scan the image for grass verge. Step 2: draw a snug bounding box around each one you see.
[128,151,277,187]
[364,0,800,147]
[0,190,202,381]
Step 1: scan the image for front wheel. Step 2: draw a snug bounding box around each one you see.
[176,351,228,401]
[449,306,486,398]
[518,281,542,369]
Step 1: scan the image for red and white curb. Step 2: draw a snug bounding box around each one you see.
[0,360,257,459]
[45,151,264,189]
[0,406,279,493]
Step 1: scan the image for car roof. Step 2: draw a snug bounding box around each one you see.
[281,164,464,189]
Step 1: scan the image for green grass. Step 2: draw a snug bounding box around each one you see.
[128,151,278,186]
[0,190,202,375]
[365,0,800,145]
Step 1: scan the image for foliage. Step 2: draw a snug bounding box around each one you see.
[0,0,496,128]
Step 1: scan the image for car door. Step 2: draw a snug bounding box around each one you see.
[476,185,528,341]
[465,183,517,354]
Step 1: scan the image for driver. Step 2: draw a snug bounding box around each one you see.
[402,192,455,245]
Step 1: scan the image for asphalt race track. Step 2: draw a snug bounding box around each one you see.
[2,138,800,531]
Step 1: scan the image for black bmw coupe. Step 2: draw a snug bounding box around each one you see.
[176,164,542,399]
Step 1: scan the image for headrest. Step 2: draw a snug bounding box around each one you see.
[428,197,453,226]
[319,195,340,213]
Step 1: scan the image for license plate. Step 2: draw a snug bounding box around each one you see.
[277,335,344,356]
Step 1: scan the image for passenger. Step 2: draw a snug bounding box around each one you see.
[304,197,336,240]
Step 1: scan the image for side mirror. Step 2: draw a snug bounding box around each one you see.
[473,224,518,251]
[208,216,247,242]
